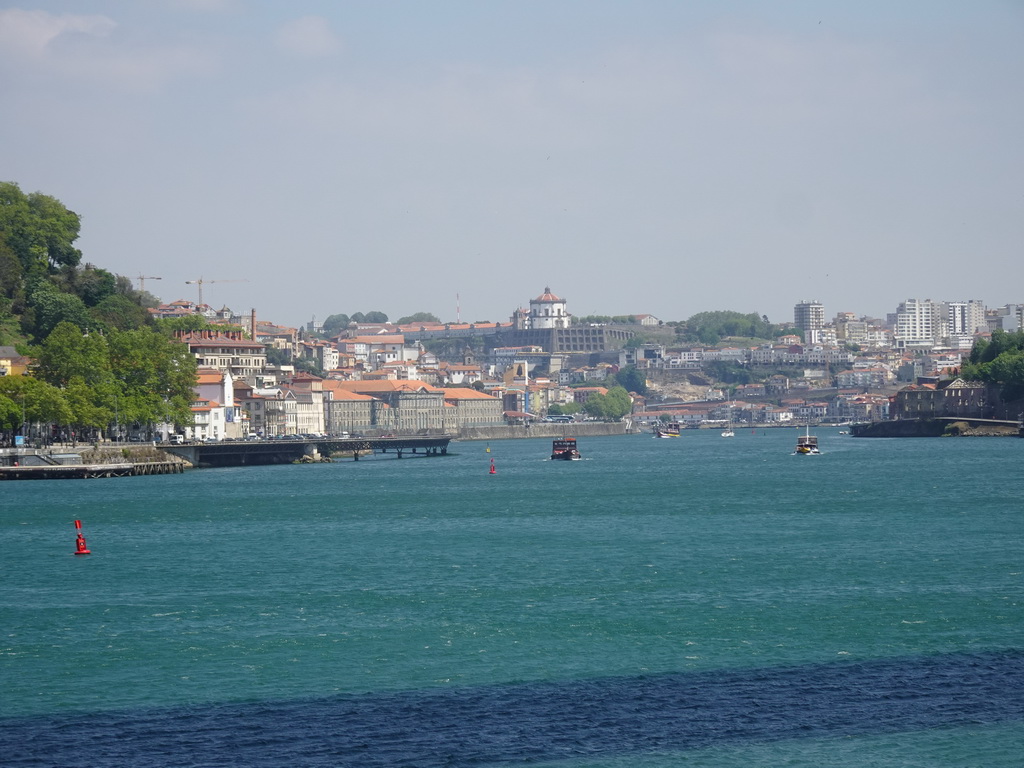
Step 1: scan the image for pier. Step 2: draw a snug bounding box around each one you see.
[0,459,185,481]
[160,435,453,468]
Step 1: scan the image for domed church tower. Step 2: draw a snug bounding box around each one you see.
[529,287,569,329]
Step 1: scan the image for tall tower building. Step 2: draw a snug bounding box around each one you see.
[893,299,938,349]
[794,300,824,342]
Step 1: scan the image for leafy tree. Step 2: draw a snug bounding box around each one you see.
[0,392,20,431]
[0,182,82,277]
[108,328,197,428]
[548,402,581,416]
[675,311,774,345]
[613,365,648,395]
[0,375,73,433]
[0,236,23,303]
[396,312,440,325]
[33,321,112,388]
[362,311,388,323]
[63,376,112,435]
[582,385,632,420]
[70,264,117,307]
[91,293,151,330]
[28,284,92,338]
[962,330,1024,402]
[704,360,752,385]
[321,314,351,336]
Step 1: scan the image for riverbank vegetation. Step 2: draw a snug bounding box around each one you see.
[960,329,1024,402]
[0,181,199,442]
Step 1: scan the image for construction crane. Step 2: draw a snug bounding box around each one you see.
[135,275,162,291]
[185,277,248,307]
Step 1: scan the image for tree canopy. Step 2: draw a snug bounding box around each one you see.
[581,385,633,420]
[396,312,440,325]
[673,311,777,345]
[961,329,1024,402]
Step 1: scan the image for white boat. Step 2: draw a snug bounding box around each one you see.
[654,422,681,438]
[721,401,735,437]
[795,424,819,454]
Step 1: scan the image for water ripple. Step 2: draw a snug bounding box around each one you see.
[3,650,1022,767]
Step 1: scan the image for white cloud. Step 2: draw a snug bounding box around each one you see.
[274,15,340,58]
[0,7,213,91]
[0,8,116,57]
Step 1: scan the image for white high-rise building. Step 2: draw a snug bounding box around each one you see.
[946,300,986,348]
[894,299,938,350]
[794,300,824,343]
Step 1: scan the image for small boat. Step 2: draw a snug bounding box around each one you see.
[551,438,581,460]
[654,421,681,438]
[795,424,819,455]
[721,401,735,437]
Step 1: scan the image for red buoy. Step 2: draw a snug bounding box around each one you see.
[489,458,496,475]
[73,520,91,555]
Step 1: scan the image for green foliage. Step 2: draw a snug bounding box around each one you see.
[33,321,111,387]
[0,392,20,429]
[90,293,151,330]
[321,314,350,336]
[703,360,753,385]
[28,322,197,434]
[0,181,82,276]
[154,315,239,336]
[574,315,638,325]
[581,385,632,420]
[396,312,440,325]
[0,375,73,428]
[961,329,1024,402]
[548,402,581,416]
[675,311,774,345]
[28,284,92,337]
[612,365,648,395]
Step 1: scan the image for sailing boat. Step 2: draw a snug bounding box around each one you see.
[721,400,735,438]
[795,423,819,454]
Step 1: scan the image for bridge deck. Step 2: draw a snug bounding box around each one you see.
[160,435,454,467]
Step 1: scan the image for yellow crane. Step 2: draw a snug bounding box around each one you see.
[185,277,248,306]
[135,275,162,291]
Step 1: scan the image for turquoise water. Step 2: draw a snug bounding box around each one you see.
[2,430,1022,765]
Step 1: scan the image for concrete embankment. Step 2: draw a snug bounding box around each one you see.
[0,443,191,481]
[455,422,629,441]
[851,419,1021,437]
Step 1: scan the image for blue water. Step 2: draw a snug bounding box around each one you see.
[2,430,1022,765]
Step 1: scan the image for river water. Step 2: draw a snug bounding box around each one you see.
[2,429,1022,766]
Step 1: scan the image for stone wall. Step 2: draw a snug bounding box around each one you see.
[455,422,629,441]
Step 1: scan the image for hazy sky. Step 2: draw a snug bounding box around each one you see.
[2,1,1022,329]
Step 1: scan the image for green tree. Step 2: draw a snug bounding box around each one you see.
[108,328,197,428]
[676,311,774,345]
[396,312,440,325]
[28,284,92,337]
[321,313,350,336]
[582,385,632,420]
[362,310,388,323]
[0,375,73,434]
[0,182,82,277]
[91,293,151,330]
[33,321,112,388]
[613,365,648,395]
[548,401,581,416]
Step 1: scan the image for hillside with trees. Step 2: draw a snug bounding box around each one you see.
[0,181,198,442]
[960,329,1024,402]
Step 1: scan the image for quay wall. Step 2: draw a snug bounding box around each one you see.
[851,419,1021,437]
[455,422,629,441]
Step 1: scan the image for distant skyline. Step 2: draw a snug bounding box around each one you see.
[2,1,1022,328]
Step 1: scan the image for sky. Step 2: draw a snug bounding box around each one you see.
[2,1,1022,329]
